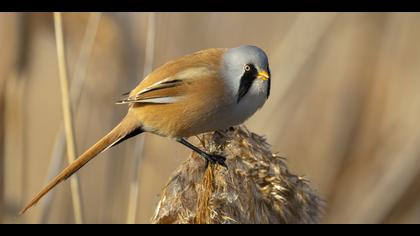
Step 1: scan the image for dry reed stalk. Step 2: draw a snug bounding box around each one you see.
[152,126,323,224]
[0,76,4,223]
[53,12,84,224]
[194,166,215,224]
[126,12,156,224]
[40,12,101,223]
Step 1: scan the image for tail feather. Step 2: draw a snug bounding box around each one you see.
[20,113,142,215]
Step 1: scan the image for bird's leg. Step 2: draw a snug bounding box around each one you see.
[177,138,227,169]
[215,127,235,136]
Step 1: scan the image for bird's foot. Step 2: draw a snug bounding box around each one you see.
[215,127,235,135]
[202,153,228,169]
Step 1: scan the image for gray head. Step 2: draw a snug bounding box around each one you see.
[221,45,271,103]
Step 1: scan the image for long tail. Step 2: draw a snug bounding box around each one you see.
[20,112,143,215]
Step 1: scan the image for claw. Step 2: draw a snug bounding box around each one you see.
[218,160,228,169]
[208,154,228,169]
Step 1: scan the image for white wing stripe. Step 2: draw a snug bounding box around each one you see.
[136,77,178,95]
[137,96,184,104]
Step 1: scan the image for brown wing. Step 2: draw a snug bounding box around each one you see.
[117,48,227,105]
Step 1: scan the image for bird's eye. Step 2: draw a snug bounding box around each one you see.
[244,64,251,71]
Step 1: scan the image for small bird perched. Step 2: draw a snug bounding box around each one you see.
[21,45,271,214]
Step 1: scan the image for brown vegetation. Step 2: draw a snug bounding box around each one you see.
[152,126,322,224]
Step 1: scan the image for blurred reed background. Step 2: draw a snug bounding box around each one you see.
[1,12,420,224]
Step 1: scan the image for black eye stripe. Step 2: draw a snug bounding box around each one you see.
[237,64,258,103]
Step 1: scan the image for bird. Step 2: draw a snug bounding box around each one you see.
[20,45,271,214]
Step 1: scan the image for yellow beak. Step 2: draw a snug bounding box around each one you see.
[257,70,270,81]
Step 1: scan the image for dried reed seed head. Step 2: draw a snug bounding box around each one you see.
[152,126,324,224]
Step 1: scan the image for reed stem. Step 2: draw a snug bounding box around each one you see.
[40,12,101,223]
[126,12,156,224]
[53,12,84,224]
